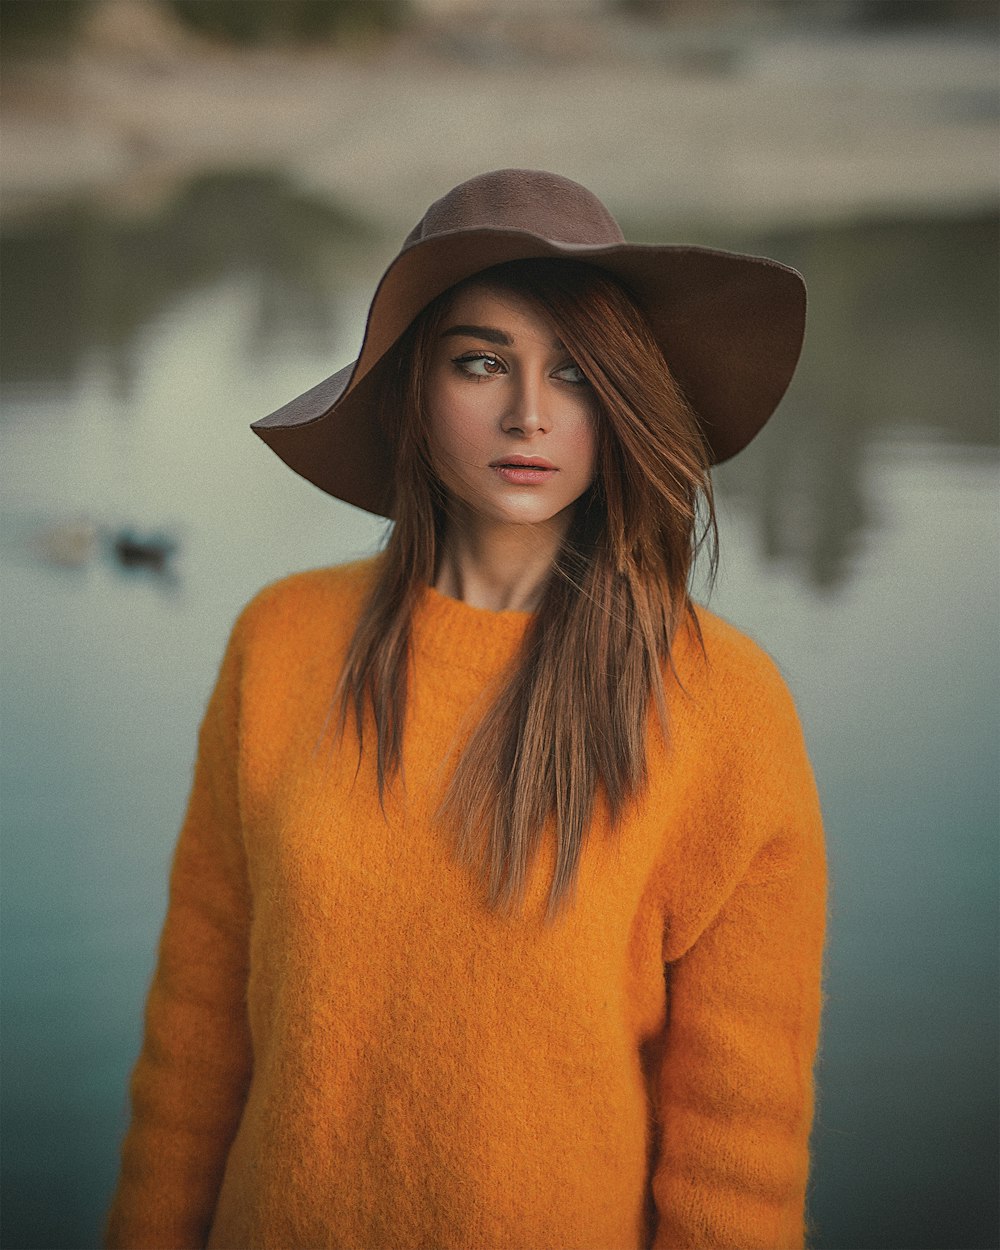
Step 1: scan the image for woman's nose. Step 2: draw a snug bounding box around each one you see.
[500,370,549,436]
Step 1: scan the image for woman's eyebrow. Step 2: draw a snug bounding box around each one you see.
[440,324,512,346]
[440,324,565,351]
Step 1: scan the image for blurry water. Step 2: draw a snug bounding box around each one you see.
[1,173,997,1250]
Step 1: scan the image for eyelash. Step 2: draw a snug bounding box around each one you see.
[453,352,503,380]
[451,352,588,385]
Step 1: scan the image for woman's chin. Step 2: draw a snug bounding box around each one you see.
[435,473,591,540]
[475,500,577,534]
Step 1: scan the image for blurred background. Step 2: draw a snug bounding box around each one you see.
[1,1,997,1247]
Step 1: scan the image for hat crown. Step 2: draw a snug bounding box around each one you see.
[403,168,625,249]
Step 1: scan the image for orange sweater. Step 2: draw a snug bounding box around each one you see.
[105,556,827,1250]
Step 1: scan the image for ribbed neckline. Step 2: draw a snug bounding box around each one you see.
[412,583,534,675]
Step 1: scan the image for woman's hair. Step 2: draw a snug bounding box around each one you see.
[330,258,717,924]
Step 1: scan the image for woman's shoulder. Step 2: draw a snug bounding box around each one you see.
[232,553,384,647]
[671,603,820,820]
[676,600,805,736]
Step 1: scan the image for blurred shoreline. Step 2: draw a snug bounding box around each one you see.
[2,2,996,237]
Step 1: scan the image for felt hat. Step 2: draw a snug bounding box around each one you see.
[251,168,806,518]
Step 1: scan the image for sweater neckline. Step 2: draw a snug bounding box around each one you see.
[412,583,534,674]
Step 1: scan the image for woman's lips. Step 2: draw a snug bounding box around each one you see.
[489,455,557,485]
[491,464,558,485]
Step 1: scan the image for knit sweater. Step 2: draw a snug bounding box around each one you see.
[104,555,827,1250]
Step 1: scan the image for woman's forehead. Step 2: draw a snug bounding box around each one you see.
[440,282,562,345]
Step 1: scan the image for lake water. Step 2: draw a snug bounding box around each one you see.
[1,173,997,1249]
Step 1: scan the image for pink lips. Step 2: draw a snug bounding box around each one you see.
[489,455,558,485]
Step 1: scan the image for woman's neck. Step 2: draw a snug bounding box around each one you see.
[433,510,568,613]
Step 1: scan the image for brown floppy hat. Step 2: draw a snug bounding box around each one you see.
[251,168,806,518]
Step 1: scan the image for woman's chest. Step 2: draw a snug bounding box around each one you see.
[236,649,697,1039]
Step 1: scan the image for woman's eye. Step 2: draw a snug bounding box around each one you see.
[556,362,588,385]
[454,353,504,377]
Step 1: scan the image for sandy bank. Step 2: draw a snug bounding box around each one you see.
[2,13,996,233]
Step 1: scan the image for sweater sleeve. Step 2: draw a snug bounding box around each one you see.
[650,665,828,1250]
[104,609,255,1250]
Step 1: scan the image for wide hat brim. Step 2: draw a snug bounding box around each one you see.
[251,226,806,519]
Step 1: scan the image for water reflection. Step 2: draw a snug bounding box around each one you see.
[1,169,375,408]
[713,213,999,589]
[2,171,995,598]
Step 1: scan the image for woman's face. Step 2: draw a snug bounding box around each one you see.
[424,283,598,534]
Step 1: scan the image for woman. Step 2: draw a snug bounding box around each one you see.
[105,169,827,1250]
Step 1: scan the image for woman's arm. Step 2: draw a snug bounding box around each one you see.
[104,611,254,1250]
[650,668,828,1250]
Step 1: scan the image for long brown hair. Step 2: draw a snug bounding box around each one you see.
[331,258,718,923]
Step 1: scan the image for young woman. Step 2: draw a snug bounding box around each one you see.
[105,169,827,1250]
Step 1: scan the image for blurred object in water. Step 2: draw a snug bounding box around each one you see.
[16,515,181,578]
[29,515,100,568]
[109,527,177,573]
